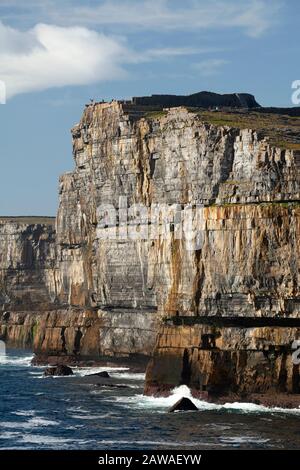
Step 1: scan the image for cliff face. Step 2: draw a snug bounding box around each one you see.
[0,217,57,349]
[56,104,300,317]
[1,100,300,403]
[144,202,300,404]
[0,217,56,311]
[145,322,300,407]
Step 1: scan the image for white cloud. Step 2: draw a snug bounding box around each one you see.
[0,0,281,99]
[0,0,281,38]
[192,59,229,76]
[0,21,227,99]
[0,22,130,99]
[143,46,222,60]
[58,0,280,38]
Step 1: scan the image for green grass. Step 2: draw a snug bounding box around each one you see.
[271,141,300,151]
[190,110,300,151]
[144,107,300,151]
[144,110,168,119]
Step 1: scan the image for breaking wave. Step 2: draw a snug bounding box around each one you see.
[104,384,300,415]
[0,354,33,367]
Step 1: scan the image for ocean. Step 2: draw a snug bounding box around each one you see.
[1,349,300,450]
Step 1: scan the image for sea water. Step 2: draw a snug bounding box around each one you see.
[0,349,300,450]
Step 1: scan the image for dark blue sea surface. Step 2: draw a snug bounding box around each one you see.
[1,349,300,450]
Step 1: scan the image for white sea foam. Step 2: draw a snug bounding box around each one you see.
[73,366,129,377]
[69,413,112,420]
[29,371,43,376]
[33,365,131,380]
[67,406,117,420]
[27,417,59,427]
[1,417,59,430]
[220,436,270,444]
[20,434,75,445]
[0,430,87,447]
[96,439,214,447]
[90,388,116,395]
[90,382,140,389]
[67,406,90,414]
[0,431,21,440]
[109,372,145,381]
[117,383,140,389]
[32,365,144,382]
[104,384,300,415]
[0,354,33,366]
[2,446,37,450]
[12,410,36,417]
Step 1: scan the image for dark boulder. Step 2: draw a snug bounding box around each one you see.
[44,365,74,377]
[168,397,198,412]
[87,371,110,378]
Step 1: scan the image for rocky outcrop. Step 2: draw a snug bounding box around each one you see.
[1,96,300,405]
[44,364,73,376]
[0,308,157,361]
[145,321,300,405]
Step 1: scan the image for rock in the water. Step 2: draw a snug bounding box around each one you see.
[87,371,111,378]
[44,365,73,377]
[168,397,198,412]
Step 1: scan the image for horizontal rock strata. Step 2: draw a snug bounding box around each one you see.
[144,322,300,406]
[0,217,56,311]
[1,98,300,405]
[0,309,156,362]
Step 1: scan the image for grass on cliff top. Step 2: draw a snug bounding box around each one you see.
[0,216,55,225]
[144,110,168,119]
[189,109,300,151]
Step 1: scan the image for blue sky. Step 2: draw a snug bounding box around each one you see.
[0,0,299,215]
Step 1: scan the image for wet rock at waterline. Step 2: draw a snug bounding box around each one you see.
[44,365,74,377]
[168,397,199,412]
[87,371,111,378]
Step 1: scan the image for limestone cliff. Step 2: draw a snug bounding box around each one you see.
[1,99,300,404]
[0,217,56,349]
[0,217,56,311]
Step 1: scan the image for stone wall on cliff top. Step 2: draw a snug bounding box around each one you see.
[1,102,300,398]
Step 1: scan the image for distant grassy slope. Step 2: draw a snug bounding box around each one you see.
[0,216,55,225]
